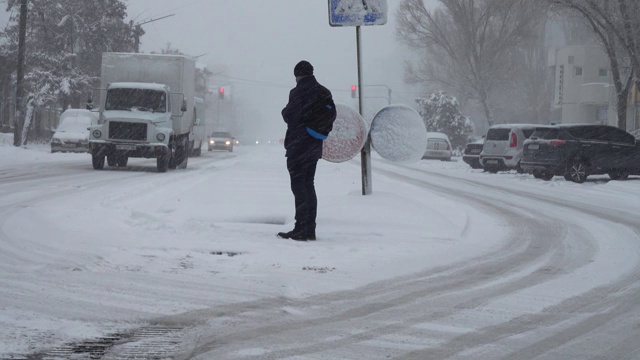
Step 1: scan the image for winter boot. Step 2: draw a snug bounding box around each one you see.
[277,230,308,241]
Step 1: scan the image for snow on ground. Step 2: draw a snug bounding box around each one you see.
[1,133,639,355]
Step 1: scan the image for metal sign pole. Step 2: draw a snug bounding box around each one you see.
[357,26,372,195]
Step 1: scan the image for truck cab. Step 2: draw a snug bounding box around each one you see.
[88,52,196,173]
[89,82,179,171]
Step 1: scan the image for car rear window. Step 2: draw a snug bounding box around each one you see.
[486,128,510,141]
[610,128,635,144]
[522,129,536,139]
[531,128,560,140]
[566,126,600,140]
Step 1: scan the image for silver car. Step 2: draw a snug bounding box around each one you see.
[479,124,539,173]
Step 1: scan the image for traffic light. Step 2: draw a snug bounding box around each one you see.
[351,85,357,98]
[219,87,225,100]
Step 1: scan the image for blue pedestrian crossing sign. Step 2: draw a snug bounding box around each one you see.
[329,0,388,27]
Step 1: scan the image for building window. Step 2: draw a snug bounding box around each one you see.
[574,66,583,76]
[599,68,608,77]
[597,106,608,124]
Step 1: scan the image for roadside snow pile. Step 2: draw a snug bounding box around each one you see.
[1,132,12,146]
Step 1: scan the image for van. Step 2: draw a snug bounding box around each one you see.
[479,124,539,173]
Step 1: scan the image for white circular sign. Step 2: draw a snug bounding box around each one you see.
[370,105,427,163]
[322,103,368,163]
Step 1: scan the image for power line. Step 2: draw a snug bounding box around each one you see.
[141,0,208,22]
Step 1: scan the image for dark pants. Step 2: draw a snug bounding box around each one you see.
[287,157,318,236]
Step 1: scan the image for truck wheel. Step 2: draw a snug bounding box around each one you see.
[168,141,177,169]
[178,151,189,169]
[176,136,189,169]
[157,154,169,173]
[116,156,128,167]
[92,154,105,170]
[107,155,117,167]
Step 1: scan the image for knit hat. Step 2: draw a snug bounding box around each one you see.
[294,60,314,77]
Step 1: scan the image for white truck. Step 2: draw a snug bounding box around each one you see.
[88,52,197,172]
[190,97,206,156]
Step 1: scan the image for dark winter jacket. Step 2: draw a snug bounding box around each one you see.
[282,75,330,161]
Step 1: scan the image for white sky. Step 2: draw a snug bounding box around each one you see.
[1,130,639,357]
[124,0,429,137]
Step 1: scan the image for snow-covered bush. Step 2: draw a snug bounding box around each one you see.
[416,91,473,149]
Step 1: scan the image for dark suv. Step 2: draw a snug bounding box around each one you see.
[521,124,640,183]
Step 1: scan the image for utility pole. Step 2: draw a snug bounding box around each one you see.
[13,0,27,147]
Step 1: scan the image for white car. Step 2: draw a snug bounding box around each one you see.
[479,124,539,173]
[51,109,98,153]
[629,129,640,140]
[422,132,452,161]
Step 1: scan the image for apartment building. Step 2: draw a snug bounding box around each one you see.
[548,45,620,125]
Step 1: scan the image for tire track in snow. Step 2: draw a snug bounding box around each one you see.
[183,166,597,359]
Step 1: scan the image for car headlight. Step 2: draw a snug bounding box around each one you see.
[156,133,166,142]
[225,141,231,145]
[92,130,102,138]
[209,140,215,144]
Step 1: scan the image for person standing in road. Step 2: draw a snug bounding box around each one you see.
[278,60,335,242]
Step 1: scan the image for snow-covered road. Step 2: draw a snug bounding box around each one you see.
[1,141,639,359]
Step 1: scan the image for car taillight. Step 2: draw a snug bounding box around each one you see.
[549,140,566,146]
[510,132,517,148]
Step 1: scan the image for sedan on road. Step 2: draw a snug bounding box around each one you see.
[208,131,234,152]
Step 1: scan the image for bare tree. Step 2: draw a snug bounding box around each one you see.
[12,0,27,147]
[549,0,635,130]
[396,0,546,126]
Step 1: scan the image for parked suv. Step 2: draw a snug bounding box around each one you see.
[479,124,538,173]
[521,124,640,183]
